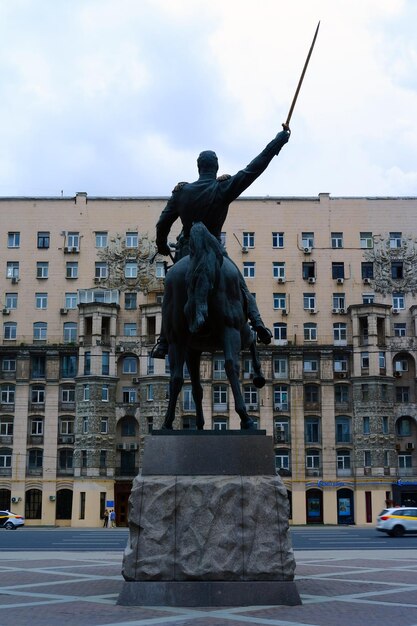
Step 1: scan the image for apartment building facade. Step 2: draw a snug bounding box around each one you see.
[0,192,416,526]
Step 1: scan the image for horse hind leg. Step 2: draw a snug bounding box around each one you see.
[186,350,204,430]
[162,344,185,429]
[223,327,255,430]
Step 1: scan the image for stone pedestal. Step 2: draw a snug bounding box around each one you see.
[118,432,301,607]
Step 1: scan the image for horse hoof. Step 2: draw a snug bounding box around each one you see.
[241,418,256,430]
[253,375,265,389]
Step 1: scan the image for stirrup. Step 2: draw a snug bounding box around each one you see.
[150,338,168,359]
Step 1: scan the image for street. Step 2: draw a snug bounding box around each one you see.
[1,526,416,551]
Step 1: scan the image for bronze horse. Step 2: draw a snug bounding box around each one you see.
[161,222,265,430]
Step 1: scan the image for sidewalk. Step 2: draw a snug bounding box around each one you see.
[1,549,417,626]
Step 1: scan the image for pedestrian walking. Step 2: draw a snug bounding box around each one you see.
[110,510,116,528]
[103,508,109,528]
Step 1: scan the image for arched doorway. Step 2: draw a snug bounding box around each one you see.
[337,488,354,524]
[56,489,73,520]
[306,488,323,524]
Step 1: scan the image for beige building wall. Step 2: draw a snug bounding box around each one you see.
[0,192,416,526]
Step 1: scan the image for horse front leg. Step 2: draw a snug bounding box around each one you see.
[186,349,204,430]
[249,339,266,389]
[223,327,255,430]
[162,343,185,429]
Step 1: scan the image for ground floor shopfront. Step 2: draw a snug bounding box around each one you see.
[2,477,417,527]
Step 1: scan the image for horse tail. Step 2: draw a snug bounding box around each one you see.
[184,222,224,334]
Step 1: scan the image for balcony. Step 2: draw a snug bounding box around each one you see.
[304,401,320,412]
[56,467,74,476]
[398,466,417,477]
[58,435,74,445]
[28,402,45,413]
[336,468,352,477]
[26,467,43,476]
[0,467,12,477]
[27,435,44,445]
[59,401,75,412]
[0,403,14,412]
[115,466,139,477]
[336,434,352,444]
[274,402,290,412]
[274,431,291,445]
[0,435,13,445]
[305,468,322,477]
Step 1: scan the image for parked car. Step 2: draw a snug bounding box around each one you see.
[0,510,25,530]
[376,507,417,537]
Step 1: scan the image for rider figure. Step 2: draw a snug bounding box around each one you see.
[152,128,291,358]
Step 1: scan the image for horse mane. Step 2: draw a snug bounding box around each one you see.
[184,222,224,334]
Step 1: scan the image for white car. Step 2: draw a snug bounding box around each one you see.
[376,507,417,537]
[0,510,25,530]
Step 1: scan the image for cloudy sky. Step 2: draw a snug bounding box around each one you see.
[0,0,416,198]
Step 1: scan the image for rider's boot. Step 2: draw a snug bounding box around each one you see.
[151,335,169,359]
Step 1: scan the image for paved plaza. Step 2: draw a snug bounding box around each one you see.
[1,547,417,626]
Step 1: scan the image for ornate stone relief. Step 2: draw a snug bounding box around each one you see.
[96,233,163,293]
[364,234,417,295]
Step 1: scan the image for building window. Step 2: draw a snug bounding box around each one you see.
[382,416,389,435]
[337,450,351,471]
[396,417,411,436]
[61,355,77,378]
[302,262,315,280]
[273,356,288,378]
[379,351,386,369]
[305,417,320,443]
[102,352,110,376]
[81,450,87,468]
[146,384,154,401]
[83,417,89,434]
[275,451,290,473]
[83,384,90,401]
[125,292,137,309]
[272,232,284,248]
[61,386,75,403]
[181,385,195,411]
[391,261,404,279]
[306,450,321,470]
[364,450,371,467]
[334,356,348,373]
[274,385,288,411]
[304,358,319,373]
[126,231,138,247]
[101,385,109,402]
[123,356,137,374]
[272,262,285,280]
[156,262,165,278]
[363,416,370,434]
[2,357,16,373]
[243,232,255,248]
[243,262,255,278]
[273,322,287,343]
[304,323,317,341]
[333,322,347,344]
[398,453,412,471]
[0,449,12,468]
[67,232,80,250]
[301,232,314,248]
[331,232,343,248]
[31,355,46,378]
[25,488,42,519]
[361,262,374,279]
[244,385,258,409]
[362,293,374,304]
[95,262,108,279]
[58,448,73,471]
[332,262,345,279]
[305,384,319,403]
[33,322,47,341]
[335,384,349,405]
[5,293,17,309]
[361,383,369,401]
[95,231,108,247]
[396,386,409,403]
[63,322,77,343]
[100,417,108,434]
[333,293,346,310]
[303,293,316,311]
[336,416,351,443]
[394,323,406,337]
[28,448,43,471]
[125,261,138,278]
[31,386,45,405]
[1,384,15,404]
[36,262,48,279]
[392,292,405,309]
[66,262,78,279]
[6,262,19,279]
[35,293,48,309]
[389,232,402,248]
[30,417,44,436]
[273,293,287,310]
[3,322,17,340]
[213,357,226,380]
[82,346,91,373]
[361,352,370,369]
[213,417,228,430]
[213,384,228,409]
[37,231,50,248]
[360,232,373,248]
[63,293,76,309]
[123,323,137,337]
[7,232,20,248]
[122,387,137,403]
[147,353,154,375]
